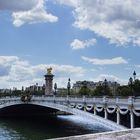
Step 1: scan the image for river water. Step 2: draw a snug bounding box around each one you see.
[0,115,110,140]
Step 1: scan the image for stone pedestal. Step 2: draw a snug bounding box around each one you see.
[44,74,54,95]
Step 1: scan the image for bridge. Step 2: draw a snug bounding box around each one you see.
[0,96,140,131]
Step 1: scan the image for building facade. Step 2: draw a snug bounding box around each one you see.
[72,80,120,95]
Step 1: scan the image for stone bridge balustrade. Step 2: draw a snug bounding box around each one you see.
[0,96,140,129]
[33,96,140,129]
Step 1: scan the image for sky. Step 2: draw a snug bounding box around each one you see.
[0,0,140,89]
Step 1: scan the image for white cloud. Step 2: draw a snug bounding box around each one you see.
[135,65,140,68]
[0,0,58,27]
[95,74,120,82]
[0,0,38,11]
[0,56,85,89]
[82,56,128,65]
[92,74,127,85]
[0,56,129,89]
[54,0,78,7]
[56,0,140,46]
[0,56,19,64]
[70,38,96,50]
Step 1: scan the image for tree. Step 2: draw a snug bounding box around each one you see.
[92,85,104,96]
[133,79,140,96]
[116,86,131,96]
[92,85,111,96]
[78,86,91,96]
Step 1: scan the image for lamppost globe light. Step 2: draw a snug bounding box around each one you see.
[104,79,108,86]
[104,79,108,95]
[54,83,57,89]
[129,77,133,83]
[67,78,71,95]
[133,71,136,81]
[54,83,57,95]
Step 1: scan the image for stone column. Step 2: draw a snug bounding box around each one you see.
[104,108,108,119]
[130,110,134,129]
[116,108,120,125]
[44,68,54,95]
[129,98,134,129]
[94,107,96,115]
[84,105,86,112]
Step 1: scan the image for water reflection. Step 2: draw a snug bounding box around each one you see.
[0,115,110,140]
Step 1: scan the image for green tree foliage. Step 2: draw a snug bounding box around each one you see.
[78,86,91,96]
[116,86,131,96]
[12,90,22,96]
[91,85,104,96]
[133,79,140,96]
[29,90,44,96]
[115,79,140,96]
[92,85,111,96]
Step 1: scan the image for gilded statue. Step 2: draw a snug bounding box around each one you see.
[47,67,52,75]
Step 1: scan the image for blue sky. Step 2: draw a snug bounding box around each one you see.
[0,0,140,89]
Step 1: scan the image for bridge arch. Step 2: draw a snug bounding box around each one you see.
[0,103,59,117]
[0,99,126,131]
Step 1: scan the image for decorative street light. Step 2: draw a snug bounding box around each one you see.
[36,83,38,91]
[114,82,117,96]
[133,71,136,81]
[129,77,133,96]
[67,78,71,96]
[104,79,108,95]
[54,83,57,95]
[22,86,24,92]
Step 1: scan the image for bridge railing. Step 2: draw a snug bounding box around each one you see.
[30,95,134,105]
[0,95,139,106]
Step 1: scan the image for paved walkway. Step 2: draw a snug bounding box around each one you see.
[50,128,140,140]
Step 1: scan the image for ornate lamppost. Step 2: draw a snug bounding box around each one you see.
[133,71,136,81]
[54,83,57,95]
[129,77,133,96]
[21,86,24,92]
[67,78,71,96]
[104,79,107,95]
[114,81,117,96]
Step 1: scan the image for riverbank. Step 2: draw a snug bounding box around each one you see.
[51,128,140,140]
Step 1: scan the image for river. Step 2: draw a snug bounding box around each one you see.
[0,115,110,140]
